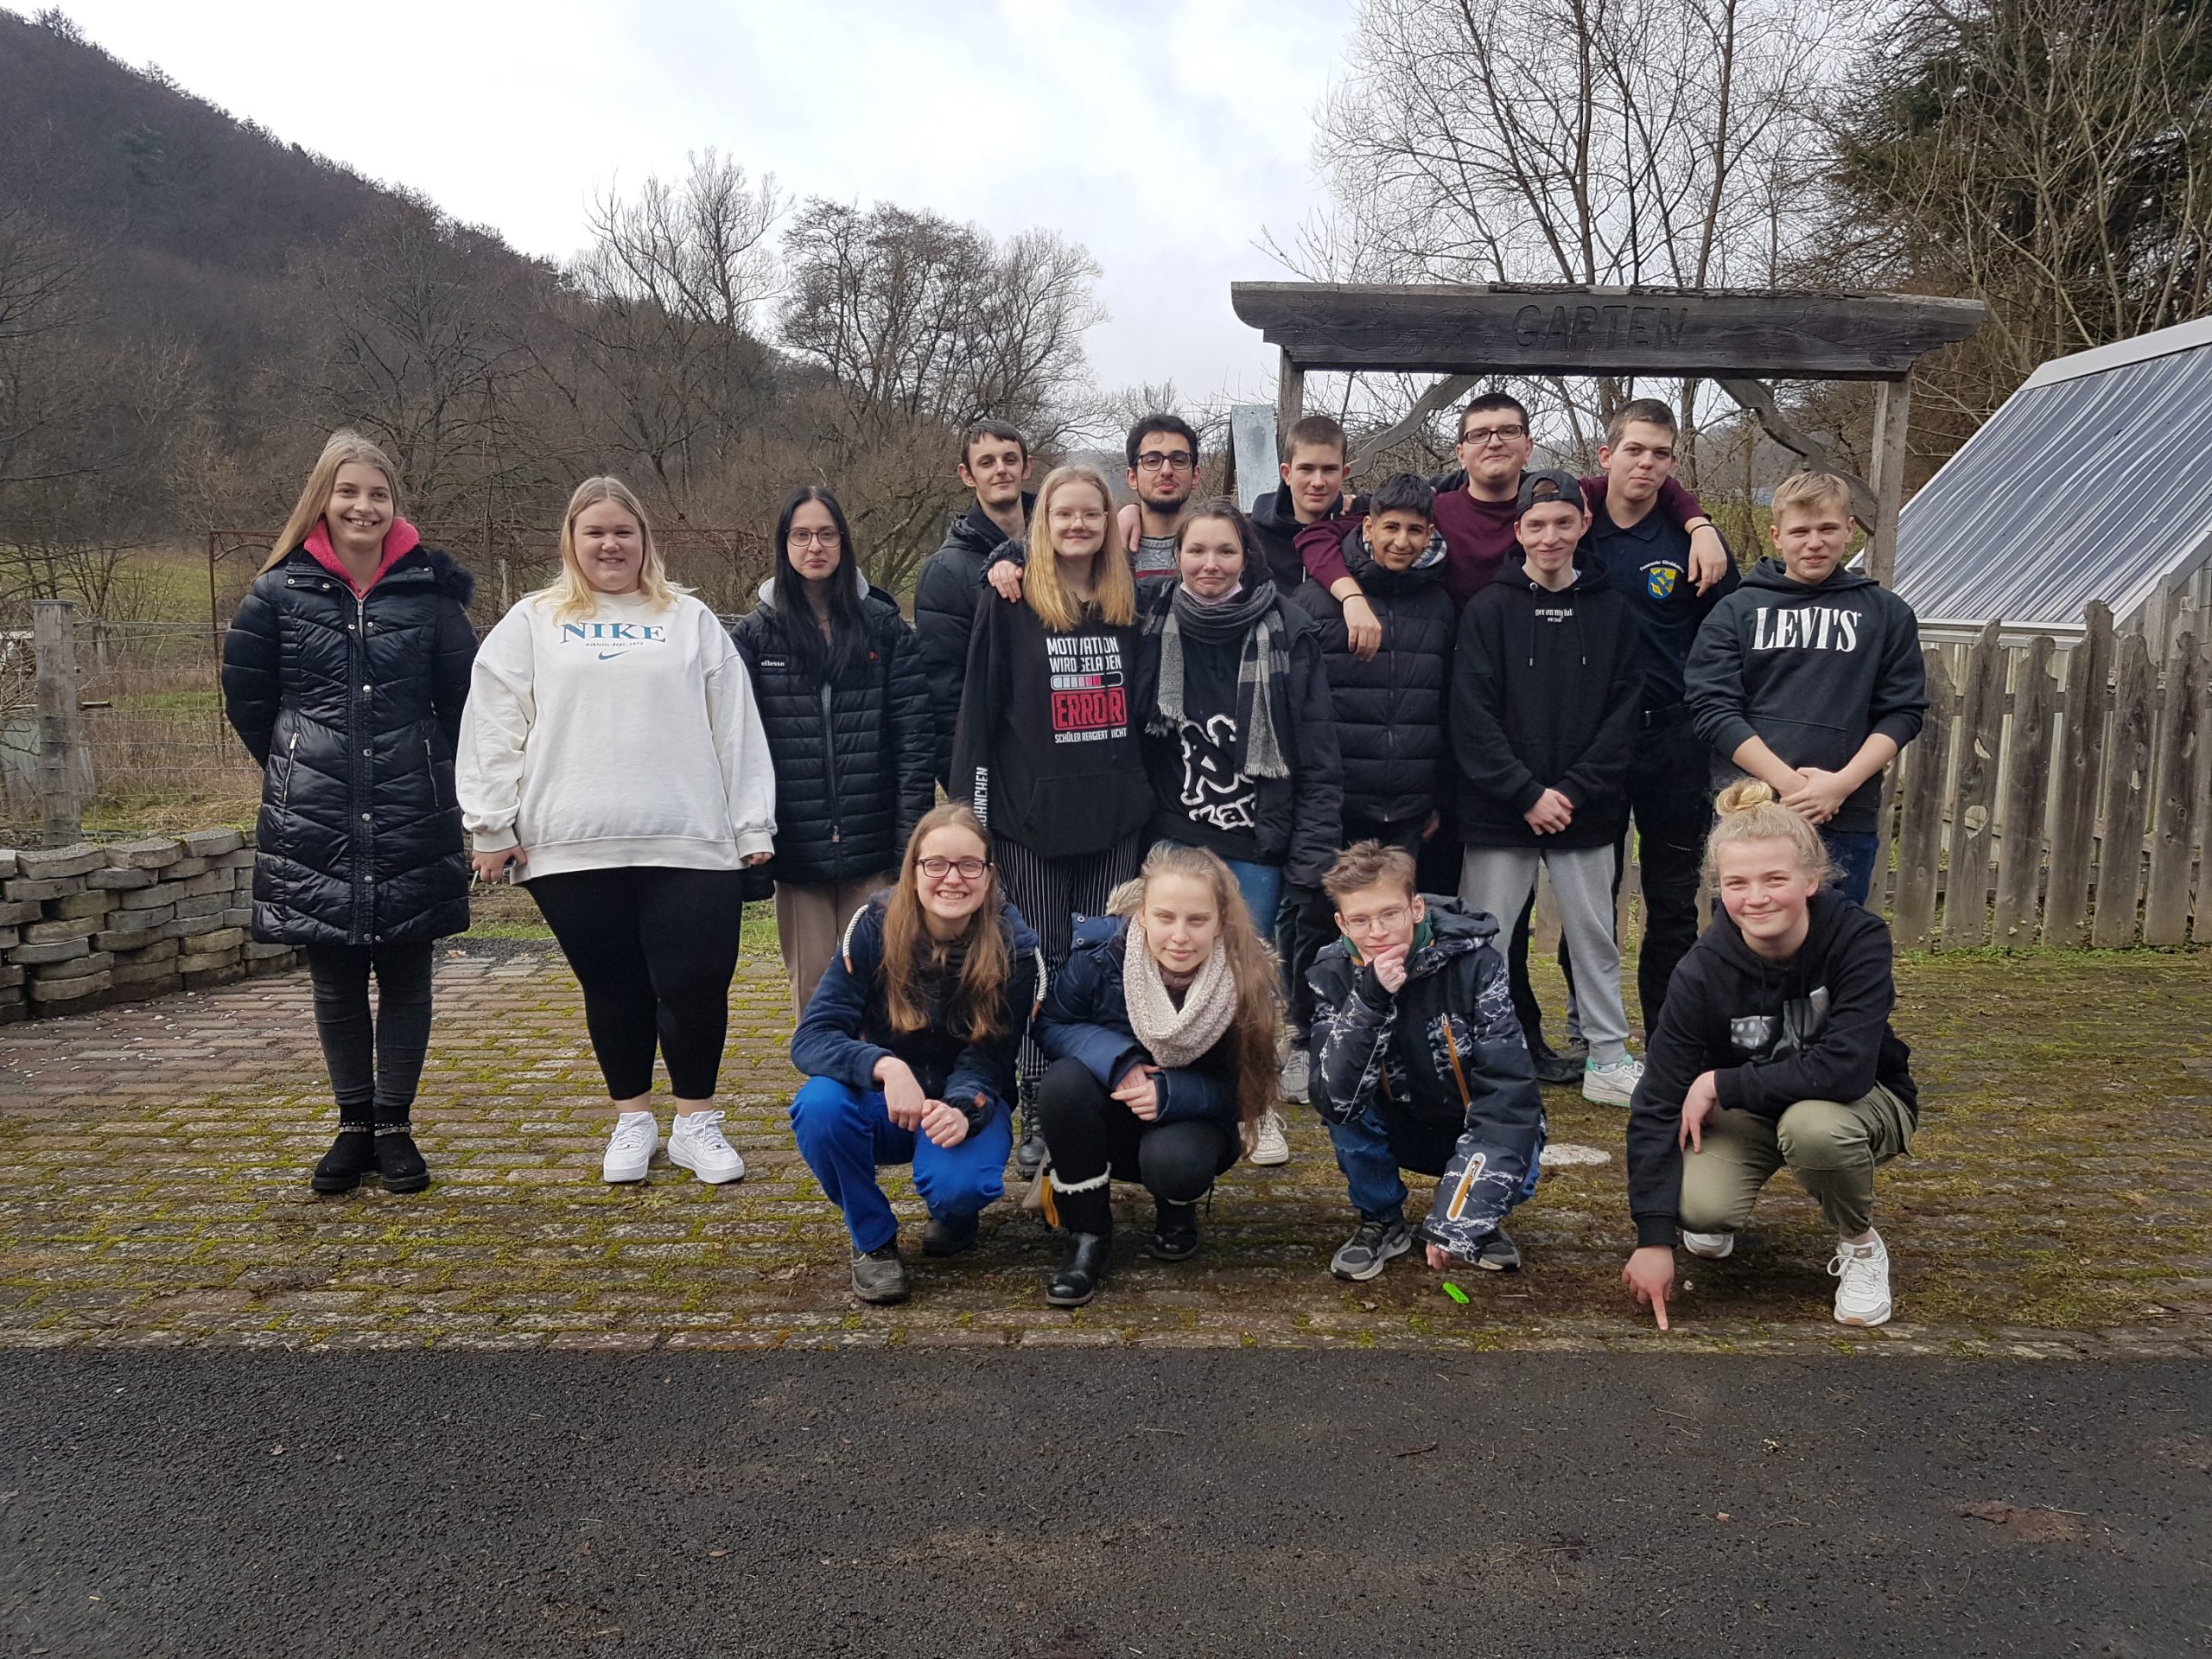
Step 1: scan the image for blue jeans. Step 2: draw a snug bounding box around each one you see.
[789,1076,1014,1254]
[1822,830,1878,909]
[1326,1102,1542,1225]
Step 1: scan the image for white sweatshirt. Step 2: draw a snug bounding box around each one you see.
[457,588,776,879]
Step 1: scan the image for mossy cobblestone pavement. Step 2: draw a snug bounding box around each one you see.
[4,940,2209,1357]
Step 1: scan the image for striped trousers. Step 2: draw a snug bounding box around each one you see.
[992,829,1145,1097]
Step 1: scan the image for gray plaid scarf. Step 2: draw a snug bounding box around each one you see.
[1147,580,1291,780]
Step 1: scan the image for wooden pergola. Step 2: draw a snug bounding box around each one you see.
[1230,282,1986,583]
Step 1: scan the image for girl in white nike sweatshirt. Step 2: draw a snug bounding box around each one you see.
[459,476,776,1187]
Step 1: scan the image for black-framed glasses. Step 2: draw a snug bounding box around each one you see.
[1135,451,1197,473]
[918,857,988,880]
[1460,424,1529,447]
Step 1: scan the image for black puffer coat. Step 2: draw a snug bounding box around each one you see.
[1293,517,1457,827]
[221,544,478,945]
[731,575,933,885]
[914,499,1029,787]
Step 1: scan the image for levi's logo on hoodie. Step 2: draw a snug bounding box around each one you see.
[1750,606,1861,653]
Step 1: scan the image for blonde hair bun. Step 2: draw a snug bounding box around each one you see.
[1715,779,1779,816]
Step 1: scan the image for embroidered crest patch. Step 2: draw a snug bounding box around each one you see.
[1647,563,1679,601]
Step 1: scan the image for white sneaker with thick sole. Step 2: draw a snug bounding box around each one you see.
[1250,1109,1291,1166]
[1581,1055,1644,1107]
[1829,1230,1893,1326]
[601,1109,659,1183]
[667,1109,746,1184]
[1682,1230,1735,1259]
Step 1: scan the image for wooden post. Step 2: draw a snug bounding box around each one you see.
[2042,602,2113,945]
[2091,632,2158,948]
[1891,646,1955,950]
[2143,631,2202,945]
[1992,633,2057,946]
[1867,373,1911,587]
[1939,620,2004,949]
[33,598,88,845]
[1275,350,1305,448]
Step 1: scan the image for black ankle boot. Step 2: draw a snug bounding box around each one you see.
[1046,1231,1111,1307]
[311,1122,375,1194]
[1147,1199,1199,1262]
[372,1123,431,1194]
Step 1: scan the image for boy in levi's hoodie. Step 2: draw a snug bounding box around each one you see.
[1684,472,1928,907]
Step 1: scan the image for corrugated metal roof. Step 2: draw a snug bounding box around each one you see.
[1893,326,2212,626]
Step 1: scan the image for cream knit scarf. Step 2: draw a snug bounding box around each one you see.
[1122,929,1238,1068]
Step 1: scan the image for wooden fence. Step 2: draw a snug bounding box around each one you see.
[1876,601,2208,950]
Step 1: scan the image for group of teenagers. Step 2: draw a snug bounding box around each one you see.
[221,394,1929,1330]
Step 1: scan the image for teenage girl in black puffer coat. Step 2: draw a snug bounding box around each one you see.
[732,485,933,1019]
[222,429,477,1196]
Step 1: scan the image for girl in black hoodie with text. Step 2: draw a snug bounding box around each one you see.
[1622,779,1918,1332]
[952,463,1153,1172]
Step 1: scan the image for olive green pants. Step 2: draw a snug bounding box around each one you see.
[1678,1084,1914,1240]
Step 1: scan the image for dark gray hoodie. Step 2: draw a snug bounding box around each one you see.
[1684,558,1928,836]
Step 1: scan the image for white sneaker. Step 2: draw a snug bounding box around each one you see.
[1250,1109,1291,1166]
[1581,1055,1644,1107]
[1280,1046,1311,1104]
[1828,1230,1893,1326]
[668,1109,746,1185]
[1682,1230,1735,1260]
[601,1110,659,1183]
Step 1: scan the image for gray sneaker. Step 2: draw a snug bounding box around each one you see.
[1472,1230,1522,1272]
[850,1244,910,1305]
[1280,1045,1311,1103]
[1330,1217,1413,1281]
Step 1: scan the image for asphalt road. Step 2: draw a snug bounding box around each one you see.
[3,1351,2205,1658]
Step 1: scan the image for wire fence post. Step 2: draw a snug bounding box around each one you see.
[33,599,88,845]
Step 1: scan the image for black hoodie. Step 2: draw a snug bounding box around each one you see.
[1449,558,1641,849]
[950,591,1154,859]
[914,495,1033,787]
[1248,480,1340,595]
[1684,558,1928,836]
[1625,888,1919,1248]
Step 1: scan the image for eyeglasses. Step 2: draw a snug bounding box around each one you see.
[788,528,842,549]
[1339,904,1412,935]
[1048,508,1107,526]
[918,857,988,880]
[1460,424,1529,447]
[1135,451,1196,474]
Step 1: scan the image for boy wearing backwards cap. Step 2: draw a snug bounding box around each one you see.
[1451,470,1645,1107]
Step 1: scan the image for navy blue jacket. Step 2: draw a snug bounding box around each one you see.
[790,893,1043,1136]
[1033,915,1243,1137]
[221,543,477,946]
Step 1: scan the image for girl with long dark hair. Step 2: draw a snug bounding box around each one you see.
[734,485,933,1018]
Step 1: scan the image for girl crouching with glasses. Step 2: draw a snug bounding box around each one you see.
[788,804,1044,1305]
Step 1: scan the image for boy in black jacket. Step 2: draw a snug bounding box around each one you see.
[1623,783,1918,1330]
[1452,470,1643,1109]
[1306,842,1545,1280]
[913,422,1034,789]
[1684,470,1928,907]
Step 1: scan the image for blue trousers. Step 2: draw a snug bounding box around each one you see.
[1822,830,1878,909]
[1325,1103,1541,1225]
[789,1076,1014,1253]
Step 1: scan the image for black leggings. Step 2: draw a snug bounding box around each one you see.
[1033,1056,1236,1233]
[302,941,436,1123]
[529,866,749,1100]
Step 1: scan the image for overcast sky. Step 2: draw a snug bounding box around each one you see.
[66,0,1356,409]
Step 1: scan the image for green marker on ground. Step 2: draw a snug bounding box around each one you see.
[1443,1282,1470,1305]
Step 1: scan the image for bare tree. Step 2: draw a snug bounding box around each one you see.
[1268,0,1835,473]
[556,150,784,511]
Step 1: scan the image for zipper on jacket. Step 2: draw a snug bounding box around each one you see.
[277,729,300,821]
[819,680,842,847]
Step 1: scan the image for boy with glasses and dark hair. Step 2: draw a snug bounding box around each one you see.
[987,413,1201,601]
[1306,841,1546,1281]
[916,421,1035,788]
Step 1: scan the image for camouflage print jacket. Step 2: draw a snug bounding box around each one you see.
[1306,899,1546,1257]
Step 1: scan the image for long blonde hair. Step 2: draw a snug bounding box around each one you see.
[1703,779,1841,885]
[880,804,1015,1046]
[1025,464,1136,632]
[1110,842,1282,1145]
[263,429,402,573]
[530,475,688,625]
